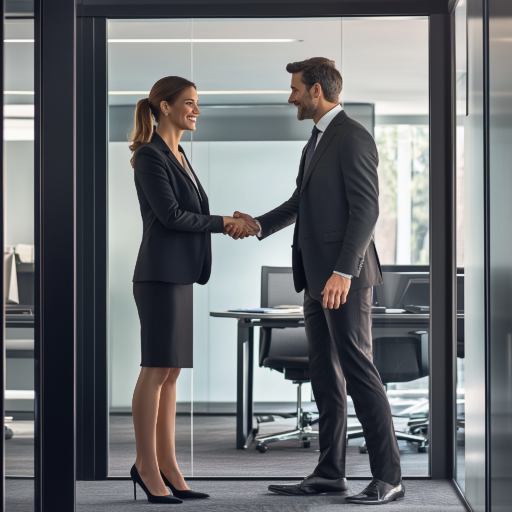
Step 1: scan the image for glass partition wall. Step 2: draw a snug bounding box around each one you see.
[4,17,36,506]
[107,16,430,477]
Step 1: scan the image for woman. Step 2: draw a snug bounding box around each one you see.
[129,76,256,504]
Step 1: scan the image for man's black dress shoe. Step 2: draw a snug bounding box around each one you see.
[268,474,348,496]
[345,479,405,505]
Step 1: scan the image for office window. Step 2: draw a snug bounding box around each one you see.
[374,125,429,264]
[107,16,430,478]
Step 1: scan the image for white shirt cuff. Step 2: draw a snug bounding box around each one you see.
[333,271,352,279]
[255,220,263,238]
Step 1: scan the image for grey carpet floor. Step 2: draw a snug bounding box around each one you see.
[5,415,435,478]
[5,479,468,511]
[108,415,430,477]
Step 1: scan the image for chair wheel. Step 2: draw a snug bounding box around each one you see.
[302,441,311,448]
[5,427,13,440]
[358,445,368,454]
[418,445,427,453]
[257,444,267,453]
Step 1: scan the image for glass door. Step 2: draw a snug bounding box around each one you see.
[106,14,430,479]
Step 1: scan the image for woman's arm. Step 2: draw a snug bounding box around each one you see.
[135,146,224,233]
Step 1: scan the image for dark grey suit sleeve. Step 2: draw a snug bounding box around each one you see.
[254,187,299,239]
[134,146,224,233]
[334,128,379,277]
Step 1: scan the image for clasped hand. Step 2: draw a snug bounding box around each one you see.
[222,211,259,240]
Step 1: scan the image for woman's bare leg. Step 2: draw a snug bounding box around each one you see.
[156,368,190,490]
[132,366,171,496]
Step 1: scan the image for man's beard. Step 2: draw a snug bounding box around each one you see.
[296,91,317,120]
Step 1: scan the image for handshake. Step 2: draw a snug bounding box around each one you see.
[222,211,259,240]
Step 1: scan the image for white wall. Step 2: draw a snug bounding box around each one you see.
[109,140,311,407]
[4,141,34,246]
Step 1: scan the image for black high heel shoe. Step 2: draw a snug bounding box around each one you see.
[130,465,183,504]
[160,470,210,499]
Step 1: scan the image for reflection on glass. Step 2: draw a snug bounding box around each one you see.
[4,17,35,509]
[455,0,467,492]
[107,16,429,479]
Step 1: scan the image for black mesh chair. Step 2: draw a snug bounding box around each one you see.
[352,332,430,453]
[254,267,319,453]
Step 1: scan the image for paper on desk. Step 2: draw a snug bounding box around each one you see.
[228,307,303,314]
[4,252,19,304]
[15,244,34,263]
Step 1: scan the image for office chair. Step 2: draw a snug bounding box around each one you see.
[353,332,430,453]
[255,267,319,453]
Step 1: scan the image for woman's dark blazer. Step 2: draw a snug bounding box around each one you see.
[132,132,224,285]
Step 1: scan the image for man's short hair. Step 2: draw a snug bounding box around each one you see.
[286,57,342,103]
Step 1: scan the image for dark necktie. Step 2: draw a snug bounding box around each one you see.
[304,125,322,176]
[297,125,322,251]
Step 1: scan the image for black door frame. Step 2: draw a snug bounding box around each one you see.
[75,0,456,483]
[27,0,459,510]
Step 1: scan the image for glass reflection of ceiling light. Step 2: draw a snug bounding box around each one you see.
[108,39,302,43]
[4,39,302,43]
[4,119,34,141]
[4,91,34,95]
[4,105,34,118]
[109,90,290,95]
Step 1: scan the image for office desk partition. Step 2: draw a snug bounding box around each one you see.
[211,310,464,450]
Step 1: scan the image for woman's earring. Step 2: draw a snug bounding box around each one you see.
[165,112,168,116]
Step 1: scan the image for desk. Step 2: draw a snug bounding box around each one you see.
[6,313,34,328]
[210,312,304,449]
[210,311,464,450]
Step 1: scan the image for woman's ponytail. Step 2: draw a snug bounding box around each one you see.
[129,98,154,167]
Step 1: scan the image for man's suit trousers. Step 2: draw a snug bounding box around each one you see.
[303,286,401,484]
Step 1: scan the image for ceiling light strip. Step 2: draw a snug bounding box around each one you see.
[107,39,301,43]
[108,90,290,95]
[4,39,301,43]
[4,90,291,96]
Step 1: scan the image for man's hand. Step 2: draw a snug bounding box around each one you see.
[224,211,260,240]
[222,215,259,240]
[321,273,351,309]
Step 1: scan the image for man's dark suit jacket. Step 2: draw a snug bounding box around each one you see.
[256,110,383,301]
[132,132,224,285]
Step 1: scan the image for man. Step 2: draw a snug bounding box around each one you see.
[226,57,403,505]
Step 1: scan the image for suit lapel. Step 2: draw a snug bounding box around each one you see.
[151,133,197,186]
[296,142,309,191]
[151,133,206,209]
[181,150,209,211]
[300,110,348,194]
[300,128,336,194]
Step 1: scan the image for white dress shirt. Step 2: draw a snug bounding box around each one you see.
[255,104,352,280]
[180,152,200,192]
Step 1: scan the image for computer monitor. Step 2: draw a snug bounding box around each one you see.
[374,271,465,312]
[375,272,429,309]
